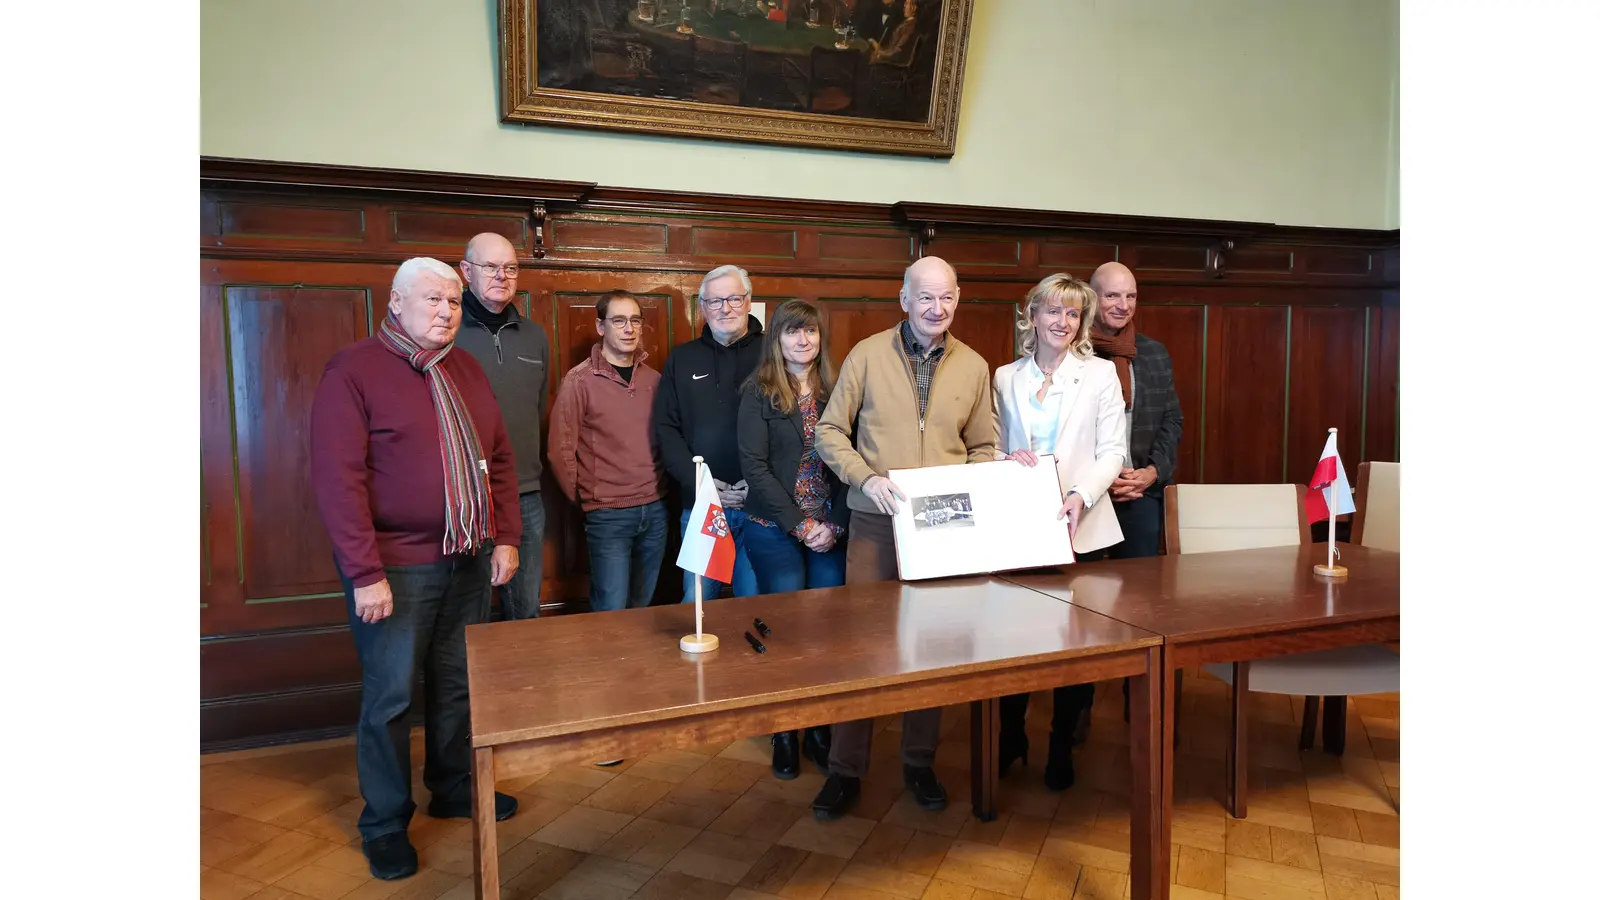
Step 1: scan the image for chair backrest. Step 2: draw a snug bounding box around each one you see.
[1351,461,1399,552]
[1163,483,1311,555]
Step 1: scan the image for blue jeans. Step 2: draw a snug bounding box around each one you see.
[585,500,668,612]
[498,491,546,620]
[743,518,847,593]
[336,549,490,841]
[679,507,758,603]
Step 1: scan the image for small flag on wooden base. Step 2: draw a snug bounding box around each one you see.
[1306,428,1356,578]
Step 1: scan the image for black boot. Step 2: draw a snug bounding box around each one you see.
[801,725,832,773]
[812,773,860,820]
[771,731,800,780]
[1043,731,1076,792]
[997,693,1030,777]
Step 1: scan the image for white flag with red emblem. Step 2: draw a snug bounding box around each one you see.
[1304,430,1356,523]
[676,463,736,583]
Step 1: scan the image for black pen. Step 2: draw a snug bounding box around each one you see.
[744,631,766,653]
[753,618,771,637]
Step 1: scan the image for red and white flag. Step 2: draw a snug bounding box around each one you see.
[676,464,735,584]
[1304,431,1357,523]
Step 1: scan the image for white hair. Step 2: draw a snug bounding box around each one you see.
[392,257,462,294]
[698,264,751,301]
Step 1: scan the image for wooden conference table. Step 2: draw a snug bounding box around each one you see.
[1003,542,1401,900]
[465,576,1165,900]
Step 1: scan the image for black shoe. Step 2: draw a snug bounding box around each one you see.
[811,773,861,820]
[903,765,948,811]
[997,729,1029,777]
[802,726,833,773]
[1071,704,1093,747]
[427,791,518,821]
[1043,732,1076,792]
[362,832,419,881]
[772,731,800,780]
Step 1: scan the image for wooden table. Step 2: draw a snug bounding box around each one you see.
[465,576,1165,900]
[1003,544,1399,900]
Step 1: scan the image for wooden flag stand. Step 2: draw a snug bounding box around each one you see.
[1313,427,1350,579]
[681,456,720,653]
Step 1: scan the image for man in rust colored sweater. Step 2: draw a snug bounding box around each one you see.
[309,257,523,881]
[550,290,668,613]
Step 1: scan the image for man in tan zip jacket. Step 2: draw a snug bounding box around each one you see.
[809,255,998,820]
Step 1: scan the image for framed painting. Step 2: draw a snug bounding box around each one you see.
[500,0,975,157]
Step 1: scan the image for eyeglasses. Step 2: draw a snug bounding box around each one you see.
[700,293,749,312]
[606,316,645,330]
[466,260,519,279]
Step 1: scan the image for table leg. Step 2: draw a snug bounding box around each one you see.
[1227,661,1250,819]
[969,698,998,822]
[472,746,500,900]
[1128,646,1164,900]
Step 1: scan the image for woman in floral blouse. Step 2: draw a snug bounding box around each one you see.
[736,299,848,779]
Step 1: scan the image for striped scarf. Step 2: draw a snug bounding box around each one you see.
[377,312,496,554]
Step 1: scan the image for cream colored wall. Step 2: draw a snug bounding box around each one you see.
[201,0,1399,229]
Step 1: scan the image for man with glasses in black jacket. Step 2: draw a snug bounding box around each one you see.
[653,264,765,605]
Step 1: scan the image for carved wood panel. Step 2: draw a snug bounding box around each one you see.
[197,170,1399,750]
[1204,305,1291,484]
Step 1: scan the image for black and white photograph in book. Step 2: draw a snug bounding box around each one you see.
[910,493,975,531]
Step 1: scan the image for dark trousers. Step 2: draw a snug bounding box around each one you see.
[742,517,847,594]
[828,510,940,777]
[337,550,490,841]
[498,491,546,620]
[1106,494,1163,560]
[999,683,1096,739]
[585,500,668,612]
[1106,494,1174,715]
[1006,494,1170,733]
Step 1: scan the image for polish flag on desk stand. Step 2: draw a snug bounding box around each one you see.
[676,456,730,652]
[1305,428,1357,578]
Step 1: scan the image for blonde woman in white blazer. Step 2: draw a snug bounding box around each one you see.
[991,273,1128,791]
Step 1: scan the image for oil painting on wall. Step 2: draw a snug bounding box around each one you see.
[500,0,974,156]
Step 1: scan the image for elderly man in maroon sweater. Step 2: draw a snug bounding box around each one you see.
[310,257,523,881]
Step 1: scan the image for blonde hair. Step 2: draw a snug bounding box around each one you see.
[1016,274,1098,360]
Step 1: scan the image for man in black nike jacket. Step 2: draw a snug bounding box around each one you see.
[653,264,764,602]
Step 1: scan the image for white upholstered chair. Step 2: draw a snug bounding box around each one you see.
[1165,477,1399,764]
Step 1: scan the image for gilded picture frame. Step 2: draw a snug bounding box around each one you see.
[500,0,975,157]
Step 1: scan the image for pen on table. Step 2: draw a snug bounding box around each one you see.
[744,631,766,653]
[753,618,771,637]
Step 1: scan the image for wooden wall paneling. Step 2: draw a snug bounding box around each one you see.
[1286,303,1367,475]
[549,214,671,257]
[1126,243,1211,275]
[929,235,1024,271]
[689,224,798,261]
[1203,304,1291,484]
[201,628,360,699]
[203,682,365,751]
[227,283,371,624]
[205,193,375,253]
[1132,296,1208,484]
[818,298,907,364]
[386,204,531,256]
[1363,294,1400,463]
[956,299,1025,371]
[198,162,1399,751]
[200,280,241,636]
[1037,239,1121,275]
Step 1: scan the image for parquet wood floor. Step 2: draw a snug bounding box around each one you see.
[200,672,1399,900]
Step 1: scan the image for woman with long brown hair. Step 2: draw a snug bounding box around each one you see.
[736,299,847,779]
